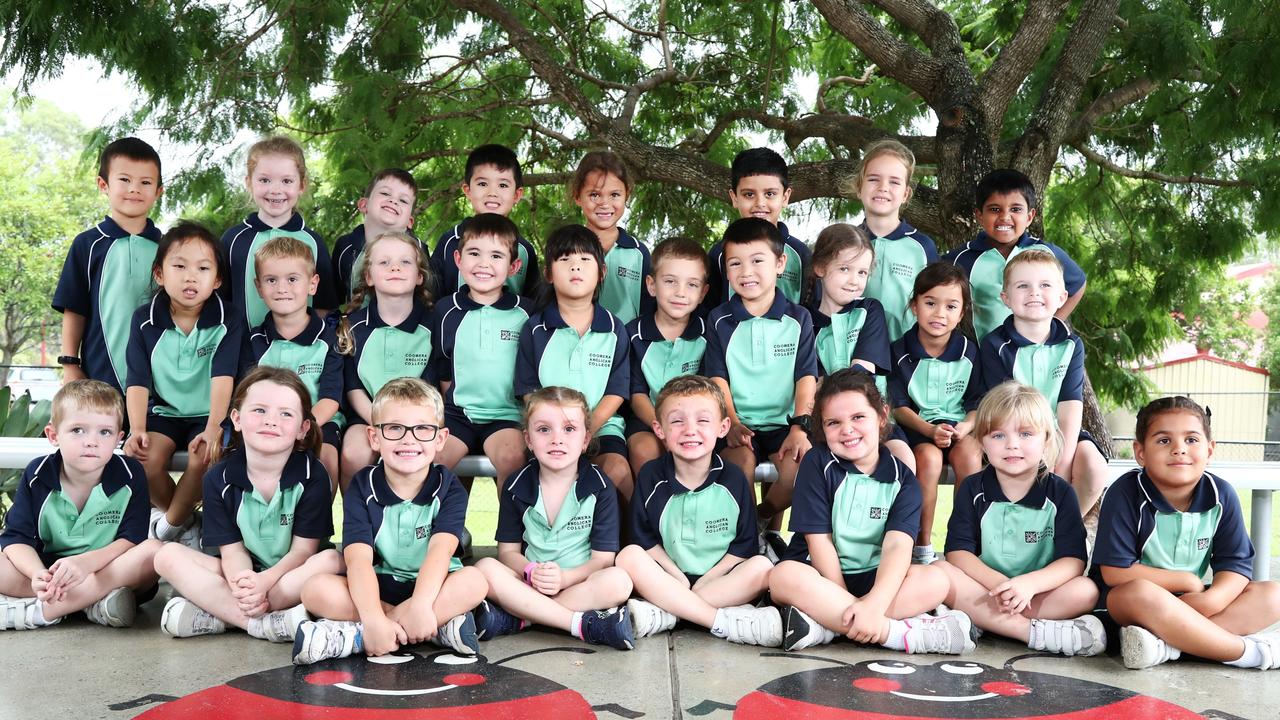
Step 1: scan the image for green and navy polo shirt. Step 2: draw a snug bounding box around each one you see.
[333,226,428,304]
[244,310,343,421]
[632,454,758,576]
[343,462,467,581]
[495,457,621,570]
[809,297,891,378]
[125,293,243,419]
[979,316,1083,412]
[0,452,149,564]
[429,217,541,299]
[860,220,938,342]
[221,212,338,328]
[598,228,654,325]
[942,231,1086,342]
[52,216,163,393]
[888,325,981,424]
[704,220,812,312]
[784,447,921,574]
[704,292,818,431]
[945,466,1086,578]
[342,297,437,420]
[515,303,630,440]
[201,449,334,568]
[626,314,707,405]
[431,288,533,423]
[1093,469,1253,583]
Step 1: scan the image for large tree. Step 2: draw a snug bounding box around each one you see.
[2,0,1276,419]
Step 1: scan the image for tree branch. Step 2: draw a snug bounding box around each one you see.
[810,0,944,104]
[1066,76,1159,143]
[816,68,875,113]
[1070,142,1252,188]
[979,0,1071,124]
[867,0,964,60]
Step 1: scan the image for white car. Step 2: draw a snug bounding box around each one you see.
[6,367,60,404]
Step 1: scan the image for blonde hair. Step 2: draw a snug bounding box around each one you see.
[974,381,1062,478]
[247,135,308,187]
[1002,247,1063,289]
[51,380,124,428]
[840,139,916,200]
[370,378,444,425]
[253,235,316,276]
[337,231,435,355]
[654,375,727,419]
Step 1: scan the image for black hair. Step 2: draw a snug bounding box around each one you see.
[1135,396,1212,442]
[98,137,162,184]
[150,220,226,289]
[908,261,973,337]
[722,217,784,258]
[731,147,789,190]
[811,368,888,442]
[975,168,1038,211]
[540,224,605,307]
[465,144,523,187]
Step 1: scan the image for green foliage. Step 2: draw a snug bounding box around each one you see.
[1258,277,1280,389]
[1174,275,1257,363]
[0,385,53,524]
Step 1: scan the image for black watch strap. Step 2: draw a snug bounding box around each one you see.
[787,414,811,430]
[57,355,82,366]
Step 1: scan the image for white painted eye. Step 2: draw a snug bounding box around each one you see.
[940,663,984,675]
[433,654,479,665]
[867,662,916,675]
[367,654,414,665]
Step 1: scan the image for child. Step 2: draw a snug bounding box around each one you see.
[430,213,534,502]
[54,138,164,393]
[769,369,973,654]
[336,231,438,492]
[570,151,653,324]
[889,262,983,564]
[978,249,1106,517]
[293,379,487,662]
[704,218,818,561]
[617,376,779,645]
[0,380,160,629]
[516,225,632,501]
[1095,396,1280,670]
[243,236,344,487]
[842,139,938,342]
[935,381,1104,656]
[333,168,421,303]
[221,135,338,329]
[154,366,342,641]
[123,222,243,545]
[625,236,709,479]
[705,148,812,311]
[431,145,540,298]
[943,169,1085,341]
[473,386,635,650]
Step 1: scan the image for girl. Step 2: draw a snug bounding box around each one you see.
[124,221,243,546]
[516,225,632,502]
[841,139,939,343]
[570,151,652,325]
[888,262,983,564]
[769,369,972,654]
[154,366,342,641]
[337,231,437,491]
[473,387,635,650]
[221,135,338,329]
[934,381,1104,656]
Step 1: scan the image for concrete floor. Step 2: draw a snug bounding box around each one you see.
[2,567,1278,720]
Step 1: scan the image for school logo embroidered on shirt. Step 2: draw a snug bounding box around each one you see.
[1197,537,1211,551]
[404,352,431,367]
[890,261,915,278]
[1024,528,1053,544]
[704,517,731,534]
[279,512,293,526]
[296,362,323,376]
[415,526,427,540]
[500,329,520,342]
[773,342,797,358]
[93,509,123,526]
[196,344,217,358]
[587,352,613,368]
[945,380,967,395]
[868,507,884,520]
[616,266,642,281]
[565,515,593,532]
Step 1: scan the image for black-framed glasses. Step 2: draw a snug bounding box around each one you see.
[375,423,440,442]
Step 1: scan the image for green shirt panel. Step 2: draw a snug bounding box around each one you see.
[357,325,433,398]
[244,229,320,327]
[816,308,867,377]
[724,315,802,429]
[236,483,305,568]
[522,490,598,569]
[970,246,1035,340]
[374,497,463,581]
[831,472,902,573]
[152,324,229,418]
[864,237,928,341]
[600,245,647,324]
[538,328,624,439]
[452,305,527,422]
[100,236,159,389]
[906,357,975,423]
[1011,341,1075,410]
[37,484,132,557]
[978,500,1058,577]
[640,337,707,405]
[1141,506,1221,579]
[258,339,329,406]
[657,483,740,576]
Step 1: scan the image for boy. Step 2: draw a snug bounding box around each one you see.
[704,218,818,562]
[293,378,487,663]
[54,137,164,393]
[616,376,780,645]
[333,169,421,303]
[977,249,1106,517]
[944,169,1086,341]
[625,237,710,479]
[0,380,161,629]
[243,236,345,486]
[704,148,812,311]
[430,144,540,297]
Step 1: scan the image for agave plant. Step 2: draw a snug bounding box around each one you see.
[0,385,53,527]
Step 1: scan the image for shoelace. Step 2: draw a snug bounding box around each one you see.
[914,617,958,653]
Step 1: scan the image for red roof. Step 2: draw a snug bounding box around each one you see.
[1139,350,1269,376]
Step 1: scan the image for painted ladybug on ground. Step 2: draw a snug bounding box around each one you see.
[135,649,595,719]
[734,657,1202,719]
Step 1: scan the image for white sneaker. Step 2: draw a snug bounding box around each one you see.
[782,606,837,651]
[85,587,136,628]
[249,604,309,643]
[934,603,984,640]
[160,597,226,638]
[292,619,363,665]
[1121,625,1180,669]
[714,605,782,647]
[911,545,937,564]
[433,612,480,656]
[1247,630,1280,670]
[1030,615,1106,657]
[176,512,202,551]
[628,599,677,638]
[147,508,165,540]
[903,612,975,654]
[0,597,53,630]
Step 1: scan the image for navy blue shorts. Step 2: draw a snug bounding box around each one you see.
[594,434,629,459]
[625,414,655,437]
[887,424,909,445]
[146,414,207,448]
[444,405,520,455]
[843,569,878,597]
[377,573,416,605]
[1077,429,1106,457]
[901,419,956,450]
[321,421,341,449]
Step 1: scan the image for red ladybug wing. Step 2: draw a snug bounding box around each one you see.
[735,690,1203,720]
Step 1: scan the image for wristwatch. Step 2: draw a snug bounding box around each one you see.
[57,355,81,366]
[787,414,811,431]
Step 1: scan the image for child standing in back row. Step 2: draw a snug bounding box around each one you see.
[333,169,421,304]
[571,151,653,324]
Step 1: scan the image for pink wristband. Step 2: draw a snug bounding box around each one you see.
[523,562,538,585]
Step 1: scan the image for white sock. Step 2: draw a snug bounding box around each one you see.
[880,618,909,651]
[710,608,729,636]
[1227,637,1264,668]
[31,601,52,626]
[246,615,266,640]
[155,515,183,541]
[570,611,585,639]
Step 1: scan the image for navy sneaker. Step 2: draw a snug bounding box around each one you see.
[474,600,525,640]
[579,607,635,651]
[433,612,480,655]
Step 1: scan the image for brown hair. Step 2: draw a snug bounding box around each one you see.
[246,135,308,187]
[974,380,1061,479]
[1135,396,1212,442]
[1002,246,1063,289]
[460,212,520,259]
[51,380,124,428]
[840,139,917,201]
[521,386,591,429]
[569,151,633,198]
[651,236,710,279]
[226,366,322,456]
[811,368,888,442]
[370,377,444,426]
[253,235,316,277]
[806,223,875,306]
[337,231,435,354]
[909,261,973,337]
[654,375,727,419]
[364,168,417,200]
